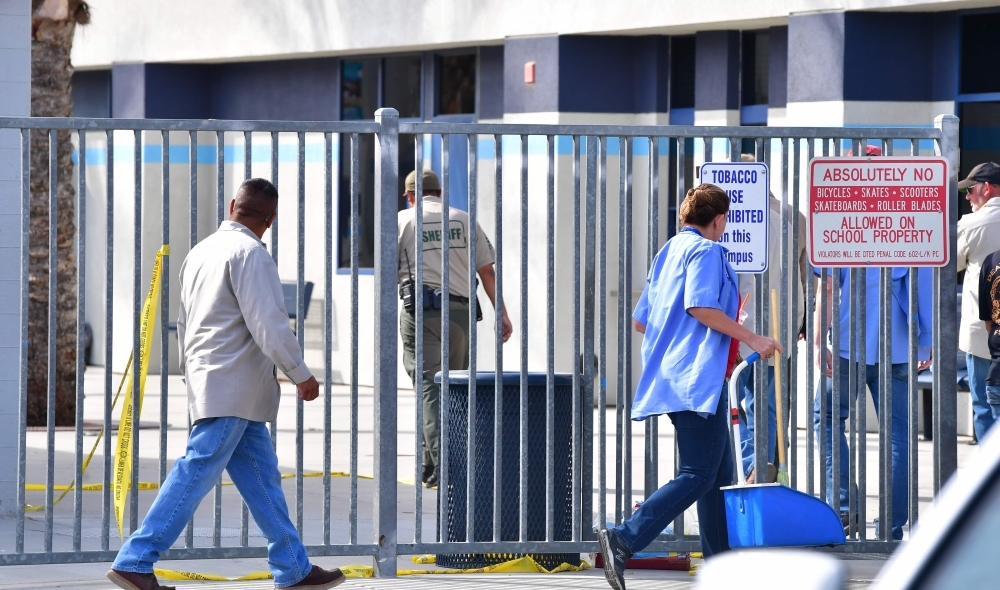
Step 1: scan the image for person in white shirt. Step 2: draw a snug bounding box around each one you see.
[957,162,1000,442]
[108,179,344,590]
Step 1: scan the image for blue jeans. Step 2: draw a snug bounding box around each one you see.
[613,390,734,558]
[113,418,312,587]
[968,353,997,439]
[737,365,776,476]
[814,361,909,540]
[987,384,1000,422]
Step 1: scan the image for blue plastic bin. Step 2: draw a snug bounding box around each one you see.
[723,483,846,548]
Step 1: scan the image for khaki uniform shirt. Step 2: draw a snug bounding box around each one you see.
[397,196,495,296]
[177,221,312,424]
[958,198,1000,359]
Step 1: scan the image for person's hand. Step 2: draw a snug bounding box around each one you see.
[815,345,833,378]
[500,309,513,343]
[918,352,933,373]
[749,335,783,359]
[296,376,319,401]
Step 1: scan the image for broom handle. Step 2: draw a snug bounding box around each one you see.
[771,289,787,467]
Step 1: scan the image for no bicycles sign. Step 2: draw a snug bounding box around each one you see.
[808,157,950,267]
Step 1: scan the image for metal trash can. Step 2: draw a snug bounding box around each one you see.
[434,371,580,570]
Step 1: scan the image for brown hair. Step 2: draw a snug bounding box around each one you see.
[680,183,729,226]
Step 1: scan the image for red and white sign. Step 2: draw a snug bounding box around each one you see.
[808,157,949,267]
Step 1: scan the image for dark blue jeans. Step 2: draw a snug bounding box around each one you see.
[813,360,909,540]
[967,353,996,440]
[613,390,734,557]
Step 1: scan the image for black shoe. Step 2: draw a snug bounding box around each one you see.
[422,463,435,484]
[283,566,346,589]
[598,528,629,590]
[840,512,859,535]
[425,469,438,489]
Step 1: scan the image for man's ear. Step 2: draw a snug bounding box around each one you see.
[229,199,236,216]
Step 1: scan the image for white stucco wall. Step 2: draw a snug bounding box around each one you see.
[71,0,995,68]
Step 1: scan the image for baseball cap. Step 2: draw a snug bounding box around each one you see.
[847,145,882,157]
[958,162,1000,189]
[404,169,442,192]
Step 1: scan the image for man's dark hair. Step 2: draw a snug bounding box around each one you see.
[234,178,279,220]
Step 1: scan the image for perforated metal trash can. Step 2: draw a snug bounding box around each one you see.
[434,371,580,570]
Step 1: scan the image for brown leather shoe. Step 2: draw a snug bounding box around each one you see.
[283,565,346,589]
[106,570,176,590]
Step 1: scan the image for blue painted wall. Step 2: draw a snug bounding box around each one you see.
[694,30,740,111]
[787,12,845,103]
[479,45,504,120]
[503,35,560,114]
[71,70,111,118]
[768,26,788,108]
[213,58,340,121]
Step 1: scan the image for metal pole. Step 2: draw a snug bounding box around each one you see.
[74,130,87,551]
[372,109,399,577]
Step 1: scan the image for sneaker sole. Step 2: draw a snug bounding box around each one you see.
[598,531,625,590]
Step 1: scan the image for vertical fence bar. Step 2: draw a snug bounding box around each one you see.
[439,133,452,542]
[414,135,425,544]
[583,135,598,542]
[848,263,858,539]
[832,267,842,516]
[545,134,555,542]
[818,139,830,506]
[880,267,891,540]
[349,133,360,545]
[933,115,959,494]
[598,136,608,534]
[672,136,686,537]
[790,138,801,489]
[323,132,333,546]
[779,137,790,502]
[571,135,583,541]
[16,128,29,554]
[908,134,921,532]
[622,137,634,518]
[103,129,114,550]
[295,131,306,537]
[753,137,768,487]
[648,137,659,495]
[130,130,143,538]
[615,137,625,526]
[805,138,815,498]
[185,130,197,549]
[644,138,655,500]
[858,265,867,542]
[372,108,399,577]
[519,133,529,542]
[160,130,171,498]
[239,131,250,547]
[45,130,58,552]
[213,129,224,547]
[74,130,87,551]
[270,131,279,266]
[492,133,504,542]
[466,132,479,542]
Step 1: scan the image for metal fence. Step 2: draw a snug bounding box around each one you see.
[0,111,959,573]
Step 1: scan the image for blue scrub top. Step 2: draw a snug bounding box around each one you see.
[818,267,933,364]
[631,229,740,420]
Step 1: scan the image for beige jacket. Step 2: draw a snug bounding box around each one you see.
[957,198,1000,359]
[177,221,312,423]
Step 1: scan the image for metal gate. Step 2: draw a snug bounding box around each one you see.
[0,112,960,574]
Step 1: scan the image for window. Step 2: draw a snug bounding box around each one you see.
[741,31,769,106]
[337,133,415,269]
[383,56,423,119]
[670,36,696,110]
[960,14,1000,95]
[437,54,476,115]
[341,59,379,120]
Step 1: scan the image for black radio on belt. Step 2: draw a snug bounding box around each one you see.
[399,252,483,321]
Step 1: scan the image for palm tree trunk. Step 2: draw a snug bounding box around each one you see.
[28,0,89,426]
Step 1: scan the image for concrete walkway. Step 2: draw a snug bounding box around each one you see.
[1,366,979,588]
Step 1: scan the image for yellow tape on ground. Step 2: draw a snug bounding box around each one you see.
[26,471,416,494]
[154,557,587,582]
[113,245,168,539]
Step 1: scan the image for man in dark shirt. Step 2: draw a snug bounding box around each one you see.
[978,249,1000,422]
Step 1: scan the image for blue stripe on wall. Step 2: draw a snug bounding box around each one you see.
[72,142,334,165]
[474,135,669,160]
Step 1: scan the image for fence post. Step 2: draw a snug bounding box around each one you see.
[933,114,959,493]
[0,2,30,521]
[372,108,399,576]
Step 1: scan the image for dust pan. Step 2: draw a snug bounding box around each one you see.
[723,353,846,549]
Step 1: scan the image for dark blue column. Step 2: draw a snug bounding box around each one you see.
[694,30,740,125]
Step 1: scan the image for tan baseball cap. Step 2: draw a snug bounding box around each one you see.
[404,169,442,192]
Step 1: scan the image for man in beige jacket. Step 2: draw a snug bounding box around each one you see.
[957,162,1000,441]
[108,179,343,590]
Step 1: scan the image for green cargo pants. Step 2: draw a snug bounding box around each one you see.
[399,302,470,471]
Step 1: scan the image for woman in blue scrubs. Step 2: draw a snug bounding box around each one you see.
[599,184,782,590]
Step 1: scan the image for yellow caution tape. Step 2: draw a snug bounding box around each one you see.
[25,471,410,493]
[154,557,588,582]
[691,551,703,559]
[411,554,437,564]
[114,245,168,539]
